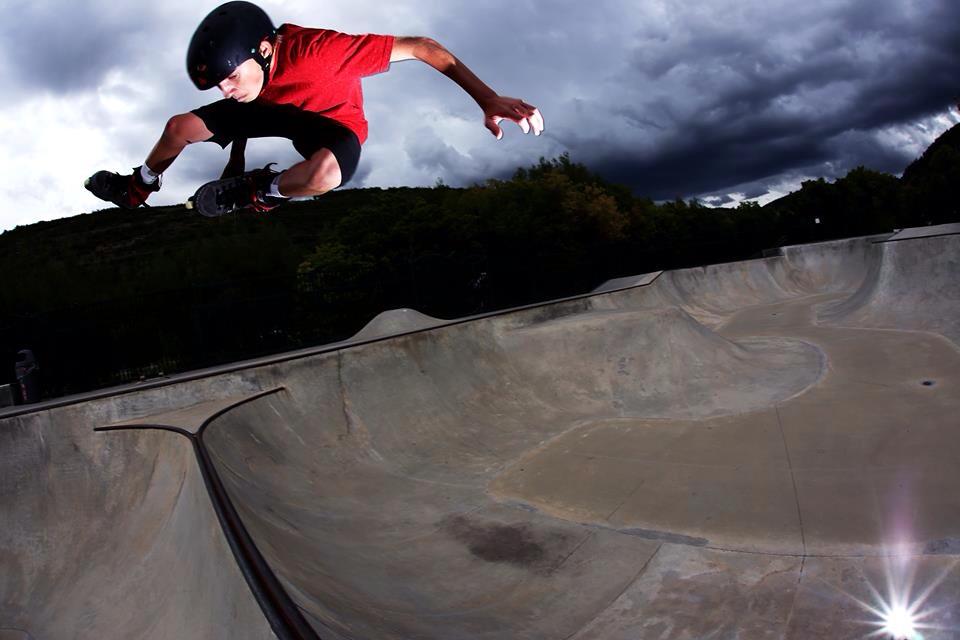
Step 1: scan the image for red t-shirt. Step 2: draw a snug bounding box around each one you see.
[258,24,394,145]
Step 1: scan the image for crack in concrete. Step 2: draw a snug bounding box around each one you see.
[562,543,664,640]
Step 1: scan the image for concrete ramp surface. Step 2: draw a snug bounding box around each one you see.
[2,228,959,639]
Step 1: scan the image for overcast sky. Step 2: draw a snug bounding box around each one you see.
[0,0,957,231]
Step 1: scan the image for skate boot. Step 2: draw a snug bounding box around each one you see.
[84,166,161,209]
[188,163,287,217]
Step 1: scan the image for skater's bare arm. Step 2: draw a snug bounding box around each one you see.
[390,37,544,140]
[144,113,214,174]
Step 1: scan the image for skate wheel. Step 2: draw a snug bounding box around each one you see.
[84,177,91,188]
[185,199,194,210]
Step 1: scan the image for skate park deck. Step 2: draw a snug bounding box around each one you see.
[2,227,959,639]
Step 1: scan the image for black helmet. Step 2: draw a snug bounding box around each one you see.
[187,1,276,90]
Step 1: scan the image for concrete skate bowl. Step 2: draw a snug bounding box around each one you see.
[2,228,959,639]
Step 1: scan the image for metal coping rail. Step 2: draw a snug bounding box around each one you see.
[95,387,320,640]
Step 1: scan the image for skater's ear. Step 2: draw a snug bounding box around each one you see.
[258,39,274,58]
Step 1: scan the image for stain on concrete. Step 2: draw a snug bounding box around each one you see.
[522,300,594,326]
[620,527,709,547]
[442,515,572,573]
[925,537,960,555]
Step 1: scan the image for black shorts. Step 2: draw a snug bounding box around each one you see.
[190,100,362,185]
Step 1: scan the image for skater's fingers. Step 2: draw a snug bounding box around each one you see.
[485,115,503,140]
[509,101,543,137]
[530,109,544,136]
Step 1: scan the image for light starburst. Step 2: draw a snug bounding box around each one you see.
[842,550,957,640]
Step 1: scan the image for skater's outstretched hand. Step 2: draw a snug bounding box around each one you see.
[392,37,543,141]
[481,96,544,140]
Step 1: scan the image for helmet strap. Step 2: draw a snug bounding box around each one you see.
[256,52,272,91]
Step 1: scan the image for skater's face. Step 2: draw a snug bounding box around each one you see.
[217,40,273,103]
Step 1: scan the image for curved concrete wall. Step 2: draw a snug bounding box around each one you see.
[0,395,274,639]
[820,234,960,344]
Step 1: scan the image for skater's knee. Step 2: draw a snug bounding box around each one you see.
[165,113,213,144]
[306,149,342,193]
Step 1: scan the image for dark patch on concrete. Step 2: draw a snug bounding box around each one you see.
[921,379,936,387]
[620,527,709,547]
[502,500,539,513]
[925,537,960,555]
[442,515,573,573]
[495,501,712,549]
[522,299,594,327]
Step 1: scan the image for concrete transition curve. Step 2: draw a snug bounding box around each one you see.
[2,227,959,639]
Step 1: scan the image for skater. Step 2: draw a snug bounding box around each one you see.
[86,1,545,216]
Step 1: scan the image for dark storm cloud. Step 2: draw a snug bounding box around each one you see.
[0,3,162,95]
[559,0,960,200]
[404,125,502,185]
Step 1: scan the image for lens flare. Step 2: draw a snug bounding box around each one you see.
[832,473,959,639]
[840,550,957,640]
[881,604,918,639]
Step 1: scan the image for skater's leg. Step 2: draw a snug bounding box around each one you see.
[179,102,360,212]
[85,112,215,209]
[144,112,214,173]
[188,147,345,216]
[276,148,343,197]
